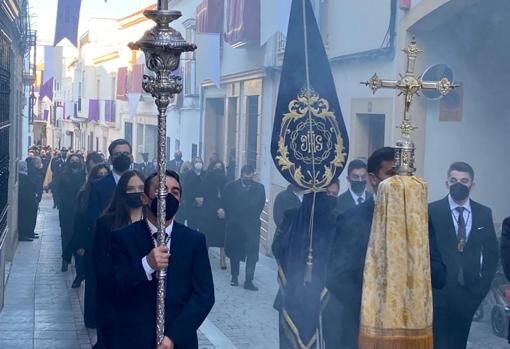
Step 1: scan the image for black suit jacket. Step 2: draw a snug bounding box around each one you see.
[92,214,117,328]
[167,159,183,173]
[501,217,510,281]
[336,189,372,214]
[429,197,498,307]
[500,216,510,341]
[87,173,116,223]
[109,220,215,349]
[136,162,156,178]
[325,200,446,349]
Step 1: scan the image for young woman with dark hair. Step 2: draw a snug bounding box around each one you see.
[91,170,145,349]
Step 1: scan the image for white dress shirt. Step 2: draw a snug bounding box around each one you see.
[448,194,473,240]
[349,188,367,205]
[141,219,173,281]
[112,170,122,184]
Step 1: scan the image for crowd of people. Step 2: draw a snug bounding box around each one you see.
[18,140,268,349]
[17,141,510,349]
[271,147,508,349]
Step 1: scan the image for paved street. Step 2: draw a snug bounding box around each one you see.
[0,194,507,348]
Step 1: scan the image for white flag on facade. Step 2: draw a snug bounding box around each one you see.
[127,93,141,118]
[196,33,221,88]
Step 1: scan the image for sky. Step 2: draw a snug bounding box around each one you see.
[31,0,156,45]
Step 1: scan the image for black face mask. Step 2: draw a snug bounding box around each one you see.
[450,182,470,202]
[126,192,143,209]
[112,154,131,173]
[351,180,367,195]
[70,162,81,171]
[150,194,180,221]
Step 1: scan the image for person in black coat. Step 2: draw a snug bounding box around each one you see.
[167,150,184,174]
[73,164,111,287]
[50,148,67,209]
[223,165,266,290]
[272,184,302,229]
[501,216,510,343]
[109,170,214,349]
[92,170,145,349]
[136,152,156,178]
[336,159,372,214]
[27,156,44,239]
[84,139,132,332]
[203,160,228,269]
[325,147,447,349]
[182,157,207,231]
[430,162,498,349]
[58,154,87,275]
[17,161,37,241]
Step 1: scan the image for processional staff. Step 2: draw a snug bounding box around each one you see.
[128,0,196,345]
[362,37,456,175]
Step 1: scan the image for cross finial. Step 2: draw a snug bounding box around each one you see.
[361,38,455,175]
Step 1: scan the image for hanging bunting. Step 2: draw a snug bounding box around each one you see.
[54,0,82,47]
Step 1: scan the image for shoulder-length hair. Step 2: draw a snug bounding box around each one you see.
[104,170,145,230]
[78,163,111,212]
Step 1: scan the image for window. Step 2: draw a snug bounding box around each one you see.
[125,122,133,146]
[246,96,259,170]
[78,82,82,112]
[183,19,197,96]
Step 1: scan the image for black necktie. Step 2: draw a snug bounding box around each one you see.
[357,197,364,205]
[456,207,466,252]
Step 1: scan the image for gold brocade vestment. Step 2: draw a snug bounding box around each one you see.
[359,176,433,349]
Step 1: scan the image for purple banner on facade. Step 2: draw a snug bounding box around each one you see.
[39,77,54,101]
[43,110,49,121]
[54,0,82,47]
[88,99,100,122]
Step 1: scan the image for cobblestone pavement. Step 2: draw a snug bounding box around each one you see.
[0,195,507,349]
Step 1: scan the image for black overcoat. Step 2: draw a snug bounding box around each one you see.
[223,179,266,261]
[202,171,227,247]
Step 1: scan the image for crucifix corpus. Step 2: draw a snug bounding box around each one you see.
[362,37,456,175]
[128,0,197,345]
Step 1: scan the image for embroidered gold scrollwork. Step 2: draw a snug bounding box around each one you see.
[276,88,347,190]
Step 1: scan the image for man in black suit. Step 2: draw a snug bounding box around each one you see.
[109,170,214,349]
[272,184,303,229]
[88,139,133,221]
[325,147,447,349]
[84,139,133,338]
[137,152,156,178]
[430,162,498,349]
[167,150,183,174]
[336,159,372,214]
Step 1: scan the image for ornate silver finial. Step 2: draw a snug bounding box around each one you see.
[129,5,196,345]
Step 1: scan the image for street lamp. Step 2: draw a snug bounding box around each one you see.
[128,0,196,345]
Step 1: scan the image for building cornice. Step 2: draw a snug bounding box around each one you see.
[93,51,120,65]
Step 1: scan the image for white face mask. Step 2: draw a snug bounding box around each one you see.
[194,163,203,171]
